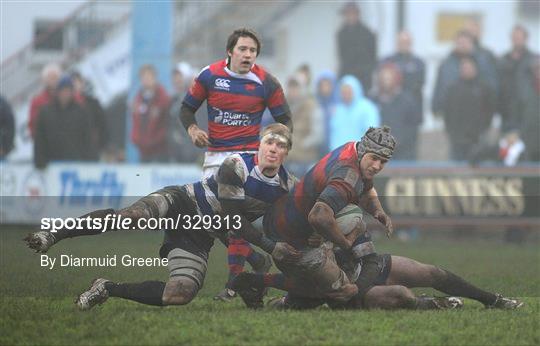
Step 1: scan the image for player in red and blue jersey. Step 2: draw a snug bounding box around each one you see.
[235,127,523,311]
[178,28,293,301]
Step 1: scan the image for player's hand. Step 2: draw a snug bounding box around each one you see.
[373,210,393,238]
[272,242,301,263]
[326,283,358,302]
[307,233,324,248]
[188,125,210,148]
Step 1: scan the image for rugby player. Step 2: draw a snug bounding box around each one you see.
[25,124,300,309]
[180,28,293,300]
[232,126,523,310]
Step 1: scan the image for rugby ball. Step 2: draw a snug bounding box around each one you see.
[335,204,364,235]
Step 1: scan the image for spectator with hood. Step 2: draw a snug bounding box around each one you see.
[315,70,338,154]
[329,75,379,150]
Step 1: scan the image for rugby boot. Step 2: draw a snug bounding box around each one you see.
[76,278,111,310]
[213,288,237,302]
[266,296,287,310]
[24,231,57,253]
[416,295,463,310]
[231,272,264,309]
[486,294,524,309]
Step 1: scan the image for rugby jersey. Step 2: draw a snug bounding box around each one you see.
[182,60,289,152]
[263,142,373,248]
[184,153,296,229]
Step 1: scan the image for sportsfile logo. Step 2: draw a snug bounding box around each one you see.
[214,78,230,91]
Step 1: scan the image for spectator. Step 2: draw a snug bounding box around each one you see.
[131,64,170,163]
[286,76,322,164]
[372,64,419,160]
[71,71,108,160]
[103,92,127,162]
[168,62,203,163]
[381,31,425,125]
[463,19,499,94]
[432,30,476,116]
[442,58,496,161]
[34,76,93,169]
[295,63,312,91]
[520,57,540,161]
[0,95,15,159]
[28,63,62,138]
[315,70,338,154]
[498,26,539,135]
[330,75,379,150]
[337,1,377,91]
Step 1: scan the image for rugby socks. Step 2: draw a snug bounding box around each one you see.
[105,281,165,306]
[246,250,266,271]
[226,236,259,288]
[434,269,497,305]
[53,208,116,241]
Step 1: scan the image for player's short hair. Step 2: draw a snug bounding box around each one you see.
[139,64,157,77]
[226,28,261,56]
[261,123,292,151]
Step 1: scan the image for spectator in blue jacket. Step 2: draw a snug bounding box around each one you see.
[329,75,380,150]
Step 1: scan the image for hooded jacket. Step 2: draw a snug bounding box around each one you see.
[330,75,380,150]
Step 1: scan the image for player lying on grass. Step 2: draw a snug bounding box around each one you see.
[231,126,523,310]
[25,124,303,309]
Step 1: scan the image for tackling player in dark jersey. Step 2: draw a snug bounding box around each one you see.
[24,124,299,309]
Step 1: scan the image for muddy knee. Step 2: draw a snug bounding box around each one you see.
[162,278,198,305]
[163,247,207,305]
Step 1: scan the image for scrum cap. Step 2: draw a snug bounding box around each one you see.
[358,126,396,160]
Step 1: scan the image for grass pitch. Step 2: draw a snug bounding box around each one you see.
[1,228,538,345]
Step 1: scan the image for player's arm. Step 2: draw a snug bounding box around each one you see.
[359,187,393,237]
[179,103,209,148]
[308,201,353,250]
[266,73,293,133]
[275,110,293,133]
[217,156,300,262]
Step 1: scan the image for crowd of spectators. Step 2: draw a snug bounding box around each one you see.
[1,2,537,168]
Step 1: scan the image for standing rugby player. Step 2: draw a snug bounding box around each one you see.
[179,28,293,300]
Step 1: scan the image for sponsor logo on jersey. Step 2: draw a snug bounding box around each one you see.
[214,78,231,91]
[212,107,251,126]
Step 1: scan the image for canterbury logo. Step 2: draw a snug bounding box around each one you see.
[215,78,230,89]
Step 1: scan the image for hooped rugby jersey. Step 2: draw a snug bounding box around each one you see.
[264,142,374,247]
[182,60,289,152]
[184,153,296,227]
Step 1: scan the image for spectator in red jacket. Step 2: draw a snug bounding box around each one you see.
[131,64,170,162]
[28,63,62,138]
